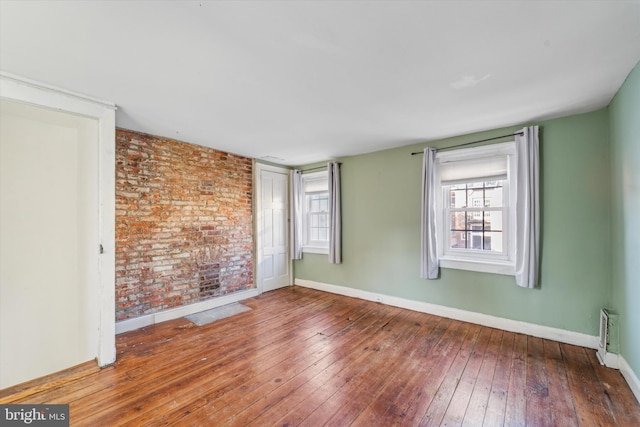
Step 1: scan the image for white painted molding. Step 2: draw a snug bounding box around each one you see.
[97,107,116,367]
[295,279,599,349]
[115,288,261,334]
[0,71,116,109]
[619,355,640,405]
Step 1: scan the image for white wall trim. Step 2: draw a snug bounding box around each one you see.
[295,278,599,349]
[115,288,260,334]
[97,107,116,367]
[619,355,640,405]
[0,71,116,110]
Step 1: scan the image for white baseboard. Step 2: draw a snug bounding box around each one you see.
[619,355,640,404]
[294,278,599,349]
[115,288,261,334]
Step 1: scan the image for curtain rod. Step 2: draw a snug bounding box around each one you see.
[303,166,326,172]
[410,132,523,156]
[301,162,341,173]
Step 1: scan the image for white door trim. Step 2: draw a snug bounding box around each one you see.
[254,162,292,293]
[0,72,117,367]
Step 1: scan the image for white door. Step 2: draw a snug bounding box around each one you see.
[258,165,290,292]
[0,100,100,388]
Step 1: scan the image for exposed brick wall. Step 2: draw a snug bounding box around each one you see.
[115,129,253,321]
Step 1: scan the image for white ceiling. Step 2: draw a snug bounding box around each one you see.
[1,1,639,166]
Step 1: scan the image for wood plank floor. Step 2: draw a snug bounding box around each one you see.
[2,286,639,426]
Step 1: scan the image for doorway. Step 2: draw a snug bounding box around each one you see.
[0,73,116,388]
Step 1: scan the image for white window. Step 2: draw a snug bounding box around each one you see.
[301,171,329,254]
[435,142,517,275]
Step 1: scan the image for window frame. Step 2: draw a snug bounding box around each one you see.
[301,171,330,254]
[435,142,517,275]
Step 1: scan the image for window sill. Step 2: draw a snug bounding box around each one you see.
[302,246,328,255]
[439,257,514,276]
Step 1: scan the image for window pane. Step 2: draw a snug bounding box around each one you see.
[484,211,503,231]
[445,179,506,255]
[450,211,466,230]
[450,230,467,249]
[450,188,467,208]
[467,212,483,227]
[485,232,503,252]
[309,210,329,243]
[484,236,492,251]
[467,188,480,204]
[471,233,483,250]
[308,194,329,212]
[485,211,502,232]
[305,189,330,246]
[484,185,503,206]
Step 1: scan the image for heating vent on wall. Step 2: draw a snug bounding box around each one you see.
[596,308,619,367]
[597,309,609,364]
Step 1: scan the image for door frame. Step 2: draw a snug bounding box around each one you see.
[254,162,292,293]
[0,72,117,367]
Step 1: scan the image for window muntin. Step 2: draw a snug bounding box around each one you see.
[446,181,505,254]
[306,192,329,245]
[435,141,516,274]
[301,171,329,253]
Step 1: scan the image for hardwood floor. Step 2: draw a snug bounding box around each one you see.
[1,286,639,426]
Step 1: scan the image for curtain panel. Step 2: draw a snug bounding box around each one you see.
[515,126,540,288]
[328,162,342,264]
[421,147,439,279]
[290,169,303,260]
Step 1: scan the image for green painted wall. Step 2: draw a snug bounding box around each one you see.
[609,61,640,376]
[294,109,612,335]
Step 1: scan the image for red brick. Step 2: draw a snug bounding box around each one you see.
[115,129,254,321]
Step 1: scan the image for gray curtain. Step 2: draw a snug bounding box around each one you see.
[328,162,341,264]
[515,126,540,288]
[290,169,303,260]
[421,147,439,279]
